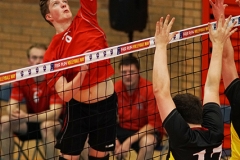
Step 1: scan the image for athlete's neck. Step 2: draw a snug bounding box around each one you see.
[188,123,202,128]
[54,20,72,34]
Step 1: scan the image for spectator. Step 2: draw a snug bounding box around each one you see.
[114,55,163,160]
[0,44,64,160]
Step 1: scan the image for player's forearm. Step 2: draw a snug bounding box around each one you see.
[7,100,20,114]
[27,110,61,122]
[153,46,170,95]
[204,44,223,104]
[222,38,238,87]
[57,71,86,102]
[126,124,155,144]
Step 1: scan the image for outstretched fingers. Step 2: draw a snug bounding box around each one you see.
[225,17,238,38]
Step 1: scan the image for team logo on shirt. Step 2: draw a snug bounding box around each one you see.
[62,31,72,43]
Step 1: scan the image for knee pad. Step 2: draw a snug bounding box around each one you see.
[88,154,109,160]
[59,156,68,160]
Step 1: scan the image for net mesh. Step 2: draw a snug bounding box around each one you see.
[0,28,239,159]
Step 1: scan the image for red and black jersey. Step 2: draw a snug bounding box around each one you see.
[164,103,223,160]
[43,0,114,89]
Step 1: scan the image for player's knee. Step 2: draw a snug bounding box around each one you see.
[139,134,156,147]
[0,115,11,131]
[88,154,109,160]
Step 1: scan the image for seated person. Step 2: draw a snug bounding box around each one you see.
[0,44,64,160]
[114,55,163,160]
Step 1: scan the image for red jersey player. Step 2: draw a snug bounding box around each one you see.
[0,44,64,160]
[114,55,163,160]
[39,0,117,160]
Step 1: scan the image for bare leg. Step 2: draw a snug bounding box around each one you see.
[81,137,89,160]
[40,120,61,160]
[0,115,27,160]
[137,134,157,160]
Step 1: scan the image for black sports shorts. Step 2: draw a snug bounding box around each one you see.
[55,92,117,155]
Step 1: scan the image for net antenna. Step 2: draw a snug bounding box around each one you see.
[0,15,240,85]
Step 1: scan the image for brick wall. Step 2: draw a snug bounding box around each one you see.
[0,0,202,95]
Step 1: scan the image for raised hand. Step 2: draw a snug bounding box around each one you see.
[208,15,237,45]
[154,15,177,48]
[209,0,228,21]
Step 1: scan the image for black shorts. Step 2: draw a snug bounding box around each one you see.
[55,93,117,155]
[14,122,42,141]
[116,125,161,153]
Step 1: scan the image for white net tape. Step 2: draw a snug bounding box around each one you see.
[0,15,240,85]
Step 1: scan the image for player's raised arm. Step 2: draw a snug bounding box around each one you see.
[203,15,237,105]
[210,0,239,88]
[79,0,97,19]
[152,15,178,122]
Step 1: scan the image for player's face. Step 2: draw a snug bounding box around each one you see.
[120,64,139,89]
[47,0,72,25]
[28,48,45,66]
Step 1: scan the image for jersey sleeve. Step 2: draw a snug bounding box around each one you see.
[78,0,97,18]
[163,109,191,146]
[201,102,224,142]
[10,82,23,101]
[224,78,240,138]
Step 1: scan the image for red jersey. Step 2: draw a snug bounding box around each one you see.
[43,0,114,89]
[11,78,63,114]
[115,77,163,133]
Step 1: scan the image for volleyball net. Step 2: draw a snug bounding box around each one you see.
[0,16,240,159]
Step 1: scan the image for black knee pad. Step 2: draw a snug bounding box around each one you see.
[88,154,109,160]
[59,156,68,160]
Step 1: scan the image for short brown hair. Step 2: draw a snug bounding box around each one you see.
[39,0,53,26]
[27,43,48,58]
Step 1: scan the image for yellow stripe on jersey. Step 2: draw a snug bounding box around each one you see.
[231,123,240,160]
[169,151,175,160]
